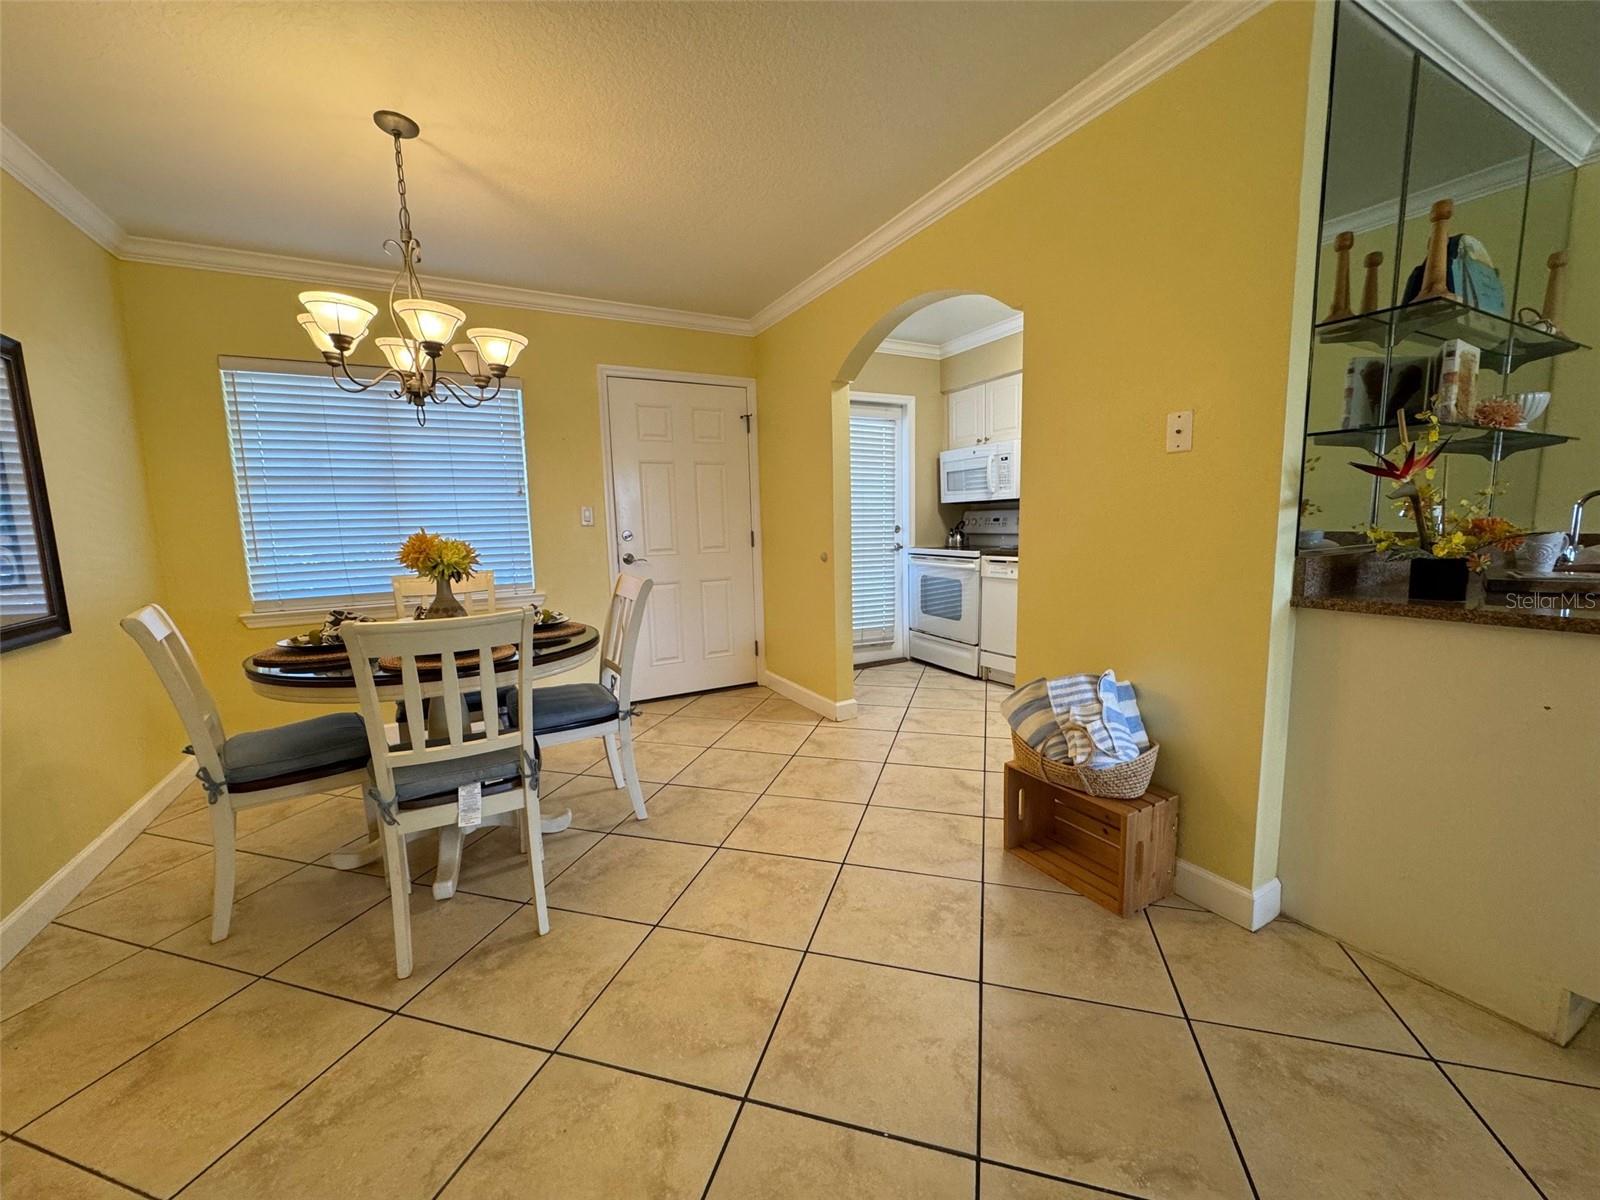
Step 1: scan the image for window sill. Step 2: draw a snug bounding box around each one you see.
[237,589,546,629]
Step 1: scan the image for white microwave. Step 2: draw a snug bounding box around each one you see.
[939,441,1020,504]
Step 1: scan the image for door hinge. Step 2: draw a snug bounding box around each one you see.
[749,530,755,547]
[754,640,760,656]
[739,413,752,431]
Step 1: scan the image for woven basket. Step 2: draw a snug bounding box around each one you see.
[1010,731,1159,800]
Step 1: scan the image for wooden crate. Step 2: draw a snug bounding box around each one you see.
[1001,761,1178,917]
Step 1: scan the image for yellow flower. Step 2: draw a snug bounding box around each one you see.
[396,529,441,572]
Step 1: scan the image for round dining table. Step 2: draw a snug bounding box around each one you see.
[242,622,600,898]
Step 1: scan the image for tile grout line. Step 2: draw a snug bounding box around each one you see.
[2,1132,164,1199]
[1143,907,1262,1200]
[1339,944,1552,1199]
[688,678,889,1200]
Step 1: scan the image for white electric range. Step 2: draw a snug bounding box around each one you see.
[907,509,1019,680]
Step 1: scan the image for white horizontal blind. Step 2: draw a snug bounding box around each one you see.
[849,405,901,648]
[221,360,534,611]
[0,359,49,622]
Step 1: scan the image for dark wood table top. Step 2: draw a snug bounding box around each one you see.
[242,623,601,690]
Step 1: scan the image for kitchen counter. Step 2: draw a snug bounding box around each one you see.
[1293,548,1600,635]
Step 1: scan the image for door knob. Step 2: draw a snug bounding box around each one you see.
[622,553,647,565]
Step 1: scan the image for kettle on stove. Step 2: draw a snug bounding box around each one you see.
[946,521,966,550]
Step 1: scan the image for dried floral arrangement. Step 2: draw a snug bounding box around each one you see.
[396,529,481,583]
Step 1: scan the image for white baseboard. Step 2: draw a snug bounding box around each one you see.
[757,666,857,723]
[1,758,192,966]
[1174,858,1281,931]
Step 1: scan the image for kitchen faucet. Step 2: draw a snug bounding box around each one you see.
[1562,488,1600,565]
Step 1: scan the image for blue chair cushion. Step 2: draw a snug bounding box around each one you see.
[222,712,370,791]
[505,684,620,735]
[391,746,524,810]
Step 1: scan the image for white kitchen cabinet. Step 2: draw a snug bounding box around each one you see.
[947,384,986,448]
[945,372,1022,449]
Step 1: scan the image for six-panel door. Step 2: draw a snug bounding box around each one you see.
[605,376,758,699]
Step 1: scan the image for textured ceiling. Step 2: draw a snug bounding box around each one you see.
[0,0,1183,318]
[889,294,1019,345]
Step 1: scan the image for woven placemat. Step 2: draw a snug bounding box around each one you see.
[376,643,518,672]
[531,620,586,644]
[251,645,351,668]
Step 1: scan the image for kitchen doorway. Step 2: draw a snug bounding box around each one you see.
[848,392,912,665]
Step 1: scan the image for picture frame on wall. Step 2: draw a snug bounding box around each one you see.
[1,335,70,650]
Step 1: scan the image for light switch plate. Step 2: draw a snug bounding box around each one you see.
[580,505,595,526]
[1166,410,1194,453]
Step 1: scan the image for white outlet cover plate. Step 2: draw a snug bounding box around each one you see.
[1166,410,1193,453]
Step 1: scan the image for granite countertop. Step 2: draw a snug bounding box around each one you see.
[1293,547,1600,635]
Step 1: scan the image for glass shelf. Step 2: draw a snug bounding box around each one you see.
[1307,421,1577,462]
[1315,297,1587,373]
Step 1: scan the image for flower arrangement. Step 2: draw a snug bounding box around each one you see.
[1353,411,1524,571]
[396,529,480,583]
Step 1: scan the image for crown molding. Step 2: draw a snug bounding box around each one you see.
[0,127,121,252]
[1319,150,1575,242]
[115,235,753,335]
[1356,0,1600,168]
[2,126,753,337]
[875,337,942,360]
[748,0,1269,333]
[875,311,1024,361]
[940,312,1024,358]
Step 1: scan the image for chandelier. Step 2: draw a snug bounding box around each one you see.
[294,111,527,425]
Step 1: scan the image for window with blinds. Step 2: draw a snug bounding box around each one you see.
[849,405,903,648]
[220,359,534,612]
[0,357,49,622]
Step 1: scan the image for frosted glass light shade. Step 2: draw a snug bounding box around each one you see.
[393,298,466,345]
[466,327,528,370]
[299,314,366,356]
[299,291,378,341]
[452,343,487,378]
[375,337,419,373]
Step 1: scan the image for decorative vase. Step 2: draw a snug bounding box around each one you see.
[1407,557,1468,602]
[421,575,467,619]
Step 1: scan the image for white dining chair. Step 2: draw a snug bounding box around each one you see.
[121,604,370,942]
[390,570,497,618]
[340,608,548,978]
[508,574,654,822]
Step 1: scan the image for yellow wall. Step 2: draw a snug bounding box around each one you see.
[853,352,946,546]
[753,2,1327,887]
[940,331,1022,393]
[1280,610,1600,1039]
[116,262,754,733]
[0,175,177,915]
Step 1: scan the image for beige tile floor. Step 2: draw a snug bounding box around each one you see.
[3,661,1596,1199]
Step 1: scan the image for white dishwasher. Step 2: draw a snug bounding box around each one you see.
[979,555,1018,684]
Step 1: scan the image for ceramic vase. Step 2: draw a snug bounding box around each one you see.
[422,575,466,619]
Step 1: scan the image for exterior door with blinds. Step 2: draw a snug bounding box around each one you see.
[849,397,910,664]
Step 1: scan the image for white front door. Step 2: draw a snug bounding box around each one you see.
[849,396,911,665]
[604,374,758,699]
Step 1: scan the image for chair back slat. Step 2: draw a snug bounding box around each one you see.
[121,604,227,782]
[600,574,653,710]
[341,609,533,803]
[390,571,497,617]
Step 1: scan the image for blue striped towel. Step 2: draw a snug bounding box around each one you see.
[1045,671,1149,767]
[1000,679,1071,762]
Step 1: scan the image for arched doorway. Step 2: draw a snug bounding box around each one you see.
[836,292,1023,687]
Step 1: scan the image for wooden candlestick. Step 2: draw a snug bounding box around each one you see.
[1541,250,1568,332]
[1324,231,1355,321]
[1361,250,1384,313]
[1416,199,1457,302]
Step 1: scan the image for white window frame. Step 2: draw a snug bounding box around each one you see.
[219,356,539,626]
